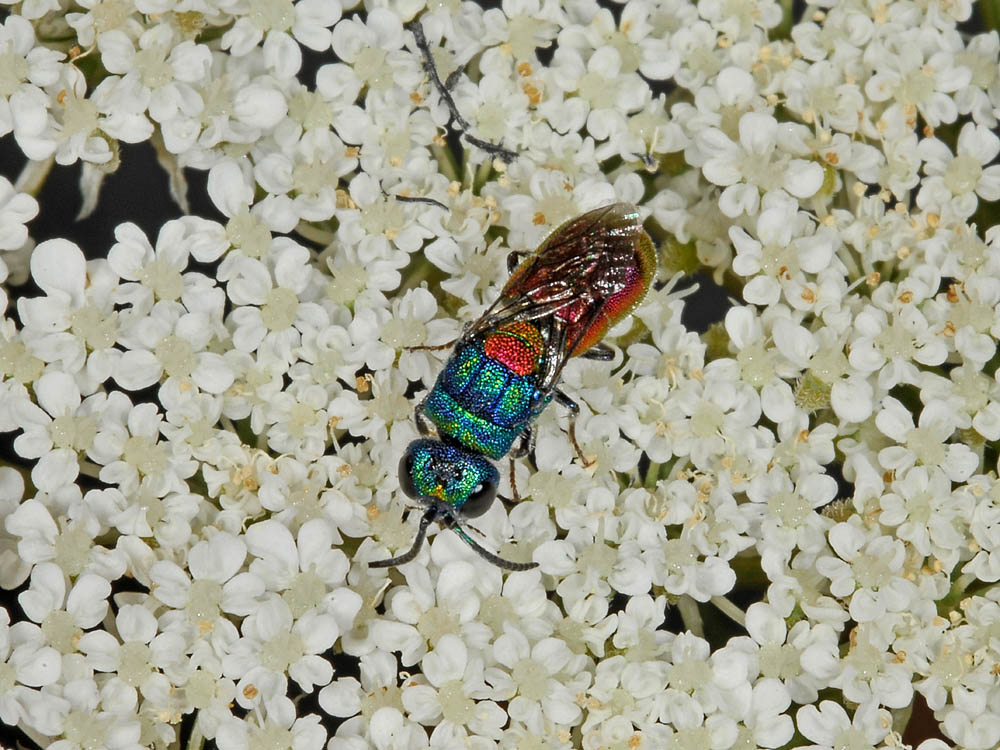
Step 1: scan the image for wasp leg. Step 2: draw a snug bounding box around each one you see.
[581,343,614,361]
[392,194,448,211]
[568,421,592,468]
[444,67,465,91]
[407,21,517,164]
[554,389,578,412]
[504,459,520,504]
[509,428,532,459]
[407,340,456,352]
[503,428,534,505]
[507,250,527,275]
[554,389,593,468]
[414,402,434,436]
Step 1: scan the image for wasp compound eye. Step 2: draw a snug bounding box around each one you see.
[459,473,499,519]
[398,448,418,499]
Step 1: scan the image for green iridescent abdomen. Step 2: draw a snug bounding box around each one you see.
[424,321,551,460]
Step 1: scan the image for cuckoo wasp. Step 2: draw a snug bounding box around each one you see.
[370,203,658,571]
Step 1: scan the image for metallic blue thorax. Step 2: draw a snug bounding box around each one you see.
[424,321,553,460]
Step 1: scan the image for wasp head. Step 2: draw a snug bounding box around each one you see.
[369,439,536,571]
[397,439,499,517]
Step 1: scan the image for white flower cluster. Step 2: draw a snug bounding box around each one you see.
[1,0,999,749]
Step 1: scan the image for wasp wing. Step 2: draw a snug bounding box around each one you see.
[464,203,652,378]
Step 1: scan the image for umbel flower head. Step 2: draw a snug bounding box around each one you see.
[0,2,999,750]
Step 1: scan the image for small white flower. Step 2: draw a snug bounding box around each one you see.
[215,700,327,750]
[318,648,400,720]
[223,0,342,79]
[848,297,948,391]
[375,560,493,666]
[18,561,110,636]
[491,628,589,732]
[223,594,339,692]
[796,701,891,750]
[11,371,92,492]
[243,518,358,626]
[328,368,413,445]
[698,0,783,40]
[151,529,256,634]
[89,394,195,496]
[336,172,433,258]
[699,111,824,217]
[671,19,727,92]
[0,13,63,152]
[831,622,914,709]
[816,521,919,623]
[875,397,979,483]
[864,32,971,128]
[77,602,187,713]
[549,45,650,152]
[65,0,142,47]
[784,60,867,135]
[17,238,121,382]
[878,465,969,568]
[96,24,211,131]
[917,122,1000,218]
[0,467,29,588]
[0,174,38,251]
[954,32,1000,128]
[480,0,561,62]
[0,606,69,735]
[255,127,358,224]
[743,601,841,704]
[746,467,835,559]
[6,500,124,579]
[322,8,418,104]
[401,633,507,740]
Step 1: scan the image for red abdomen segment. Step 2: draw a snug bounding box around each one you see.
[563,249,654,355]
[483,321,545,375]
[502,203,657,357]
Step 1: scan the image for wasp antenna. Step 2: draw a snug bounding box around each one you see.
[369,508,437,568]
[453,527,538,571]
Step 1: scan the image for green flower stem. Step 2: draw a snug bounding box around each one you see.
[472,156,494,193]
[17,723,51,750]
[79,460,104,479]
[431,143,459,183]
[891,702,914,740]
[677,594,704,637]
[711,594,747,627]
[644,461,662,489]
[937,572,978,617]
[15,156,54,197]
[185,724,204,750]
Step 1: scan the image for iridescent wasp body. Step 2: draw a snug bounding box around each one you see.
[370,203,657,570]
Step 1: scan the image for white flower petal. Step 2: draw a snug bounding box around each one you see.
[30,239,87,304]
